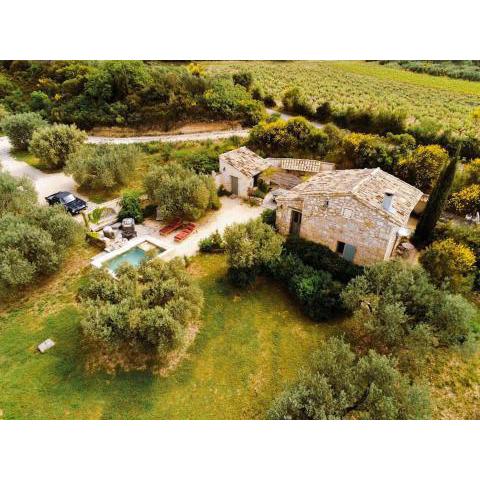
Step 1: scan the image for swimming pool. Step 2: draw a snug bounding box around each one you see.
[105,245,163,273]
[91,236,172,275]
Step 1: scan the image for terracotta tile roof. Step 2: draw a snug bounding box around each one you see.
[265,158,335,173]
[278,168,423,226]
[219,147,270,177]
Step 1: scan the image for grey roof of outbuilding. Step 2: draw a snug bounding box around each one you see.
[277,168,424,226]
[219,147,270,177]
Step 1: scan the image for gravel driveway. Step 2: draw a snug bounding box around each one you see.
[88,128,249,144]
[0,128,250,204]
[0,137,83,204]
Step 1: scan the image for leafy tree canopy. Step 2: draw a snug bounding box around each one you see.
[268,337,430,420]
[144,162,220,221]
[78,258,203,357]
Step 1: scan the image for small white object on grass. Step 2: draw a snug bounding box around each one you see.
[38,338,55,353]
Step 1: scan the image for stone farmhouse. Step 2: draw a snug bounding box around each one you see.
[218,147,270,197]
[275,168,424,265]
[218,147,334,197]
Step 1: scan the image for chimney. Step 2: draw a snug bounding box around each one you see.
[383,192,394,212]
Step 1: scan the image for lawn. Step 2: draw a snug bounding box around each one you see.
[11,150,52,171]
[204,61,480,135]
[0,251,341,419]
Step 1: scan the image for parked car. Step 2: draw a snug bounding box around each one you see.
[45,191,87,215]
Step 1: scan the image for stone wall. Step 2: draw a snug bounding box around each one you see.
[276,194,399,265]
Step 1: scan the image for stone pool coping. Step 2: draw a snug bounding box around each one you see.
[90,235,176,271]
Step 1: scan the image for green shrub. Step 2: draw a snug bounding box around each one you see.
[248,117,329,157]
[144,163,220,221]
[29,123,87,168]
[269,254,344,322]
[283,236,363,283]
[0,112,48,150]
[261,208,276,227]
[224,219,284,286]
[268,337,430,420]
[118,190,144,223]
[434,221,480,290]
[199,230,225,253]
[282,87,315,117]
[342,260,477,348]
[448,184,480,216]
[263,94,276,108]
[395,145,449,192]
[232,71,253,90]
[419,238,476,293]
[78,258,203,360]
[0,180,83,292]
[66,144,140,191]
[182,152,218,174]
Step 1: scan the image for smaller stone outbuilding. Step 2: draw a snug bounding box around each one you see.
[275,168,424,265]
[218,147,270,197]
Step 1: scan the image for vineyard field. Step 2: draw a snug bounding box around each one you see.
[204,61,480,135]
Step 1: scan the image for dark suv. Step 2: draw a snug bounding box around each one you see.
[45,191,87,215]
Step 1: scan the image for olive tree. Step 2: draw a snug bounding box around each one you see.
[144,163,220,221]
[341,260,476,350]
[79,258,204,359]
[223,218,284,286]
[0,170,37,216]
[66,144,140,190]
[0,170,83,292]
[30,123,87,168]
[0,112,48,150]
[268,337,430,420]
[0,207,83,291]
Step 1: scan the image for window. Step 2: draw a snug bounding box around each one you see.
[336,241,357,262]
[323,199,329,208]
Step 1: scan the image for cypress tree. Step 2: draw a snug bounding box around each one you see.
[413,155,458,246]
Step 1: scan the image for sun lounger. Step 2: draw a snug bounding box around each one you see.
[159,218,182,236]
[174,223,196,242]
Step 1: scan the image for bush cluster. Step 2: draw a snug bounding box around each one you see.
[419,238,476,293]
[282,236,363,284]
[78,258,203,356]
[342,260,476,349]
[268,336,430,420]
[223,219,284,287]
[390,60,480,82]
[199,230,225,253]
[66,143,141,191]
[118,190,143,223]
[434,221,480,290]
[0,61,265,130]
[268,253,344,321]
[0,171,83,291]
[0,111,48,150]
[248,117,329,157]
[448,184,480,216]
[144,163,220,221]
[29,123,87,168]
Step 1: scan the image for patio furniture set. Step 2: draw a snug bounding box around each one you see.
[159,218,197,242]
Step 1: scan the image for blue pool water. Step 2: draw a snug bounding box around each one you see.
[105,244,163,273]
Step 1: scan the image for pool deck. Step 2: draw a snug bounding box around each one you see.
[148,196,265,257]
[91,196,266,269]
[91,235,174,270]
